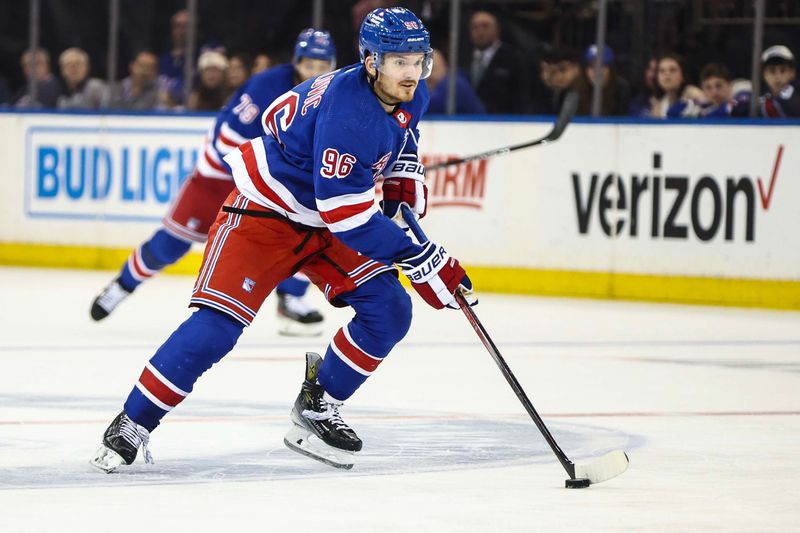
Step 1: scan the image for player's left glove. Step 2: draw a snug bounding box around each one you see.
[398,241,478,310]
[380,154,427,229]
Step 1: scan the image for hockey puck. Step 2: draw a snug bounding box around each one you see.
[565,478,591,489]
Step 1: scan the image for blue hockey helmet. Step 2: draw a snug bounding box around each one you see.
[294,28,337,67]
[358,7,433,79]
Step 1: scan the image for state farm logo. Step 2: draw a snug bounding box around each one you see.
[420,154,487,209]
[571,147,784,242]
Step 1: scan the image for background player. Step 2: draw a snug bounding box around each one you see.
[90,7,476,473]
[90,29,337,336]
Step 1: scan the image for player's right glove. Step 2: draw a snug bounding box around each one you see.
[380,154,427,229]
[397,241,477,310]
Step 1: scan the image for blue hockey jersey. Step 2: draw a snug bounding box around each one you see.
[225,63,429,264]
[197,64,297,179]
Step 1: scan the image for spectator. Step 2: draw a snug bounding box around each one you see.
[759,45,799,118]
[668,63,750,118]
[187,50,228,111]
[108,50,160,110]
[56,47,107,110]
[580,44,631,116]
[539,49,588,115]
[13,48,63,108]
[629,56,658,117]
[227,53,252,93]
[466,9,527,114]
[426,48,485,114]
[252,53,274,74]
[159,9,191,107]
[650,53,703,118]
[527,50,557,114]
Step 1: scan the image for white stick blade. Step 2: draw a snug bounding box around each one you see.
[573,450,629,484]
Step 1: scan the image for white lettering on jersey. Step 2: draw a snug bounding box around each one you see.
[320,148,357,178]
[302,70,338,116]
[233,93,260,124]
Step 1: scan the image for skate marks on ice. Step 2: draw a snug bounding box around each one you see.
[0,394,640,489]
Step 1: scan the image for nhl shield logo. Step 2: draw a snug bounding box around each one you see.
[242,277,256,293]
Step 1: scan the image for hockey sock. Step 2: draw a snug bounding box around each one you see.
[318,272,411,401]
[118,228,192,292]
[123,308,244,431]
[276,274,311,297]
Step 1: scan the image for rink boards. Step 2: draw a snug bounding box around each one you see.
[0,110,798,309]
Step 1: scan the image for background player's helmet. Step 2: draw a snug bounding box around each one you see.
[294,28,337,68]
[358,7,433,79]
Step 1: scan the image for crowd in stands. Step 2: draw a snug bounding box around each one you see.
[1,9,279,113]
[2,8,798,118]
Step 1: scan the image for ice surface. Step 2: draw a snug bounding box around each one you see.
[0,267,798,532]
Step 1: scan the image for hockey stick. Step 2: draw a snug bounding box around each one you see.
[428,90,579,171]
[400,204,629,487]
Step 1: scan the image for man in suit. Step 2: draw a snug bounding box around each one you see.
[467,9,527,114]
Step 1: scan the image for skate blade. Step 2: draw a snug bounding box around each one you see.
[277,316,323,337]
[89,445,125,473]
[283,425,354,470]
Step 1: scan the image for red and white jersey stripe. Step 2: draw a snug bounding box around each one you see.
[126,245,159,282]
[196,137,231,179]
[215,121,248,155]
[135,363,188,412]
[225,137,378,233]
[329,326,383,376]
[316,190,379,233]
[195,121,249,180]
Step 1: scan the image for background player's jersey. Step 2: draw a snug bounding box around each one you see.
[225,63,429,264]
[196,64,296,179]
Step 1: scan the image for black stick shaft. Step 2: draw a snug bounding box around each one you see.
[400,205,576,478]
[428,137,549,170]
[453,291,576,478]
[428,90,579,171]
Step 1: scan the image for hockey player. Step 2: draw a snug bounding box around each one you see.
[90,29,337,336]
[90,7,476,473]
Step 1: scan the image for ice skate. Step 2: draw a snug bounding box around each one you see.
[284,352,362,469]
[276,292,324,337]
[89,411,153,473]
[90,278,132,321]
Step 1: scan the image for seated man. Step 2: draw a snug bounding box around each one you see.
[56,47,107,110]
[425,48,485,114]
[108,50,160,110]
[13,48,63,108]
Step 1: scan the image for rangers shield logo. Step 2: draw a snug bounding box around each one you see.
[242,277,256,293]
[393,109,411,128]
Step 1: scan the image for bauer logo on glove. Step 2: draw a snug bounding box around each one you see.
[398,241,477,310]
[381,154,427,228]
[404,246,448,282]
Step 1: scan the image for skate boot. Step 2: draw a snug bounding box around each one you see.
[90,278,132,321]
[276,292,324,337]
[284,352,362,469]
[89,411,153,473]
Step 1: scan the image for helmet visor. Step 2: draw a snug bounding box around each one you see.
[375,51,433,81]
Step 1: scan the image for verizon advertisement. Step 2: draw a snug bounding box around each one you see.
[0,112,798,282]
[418,121,799,281]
